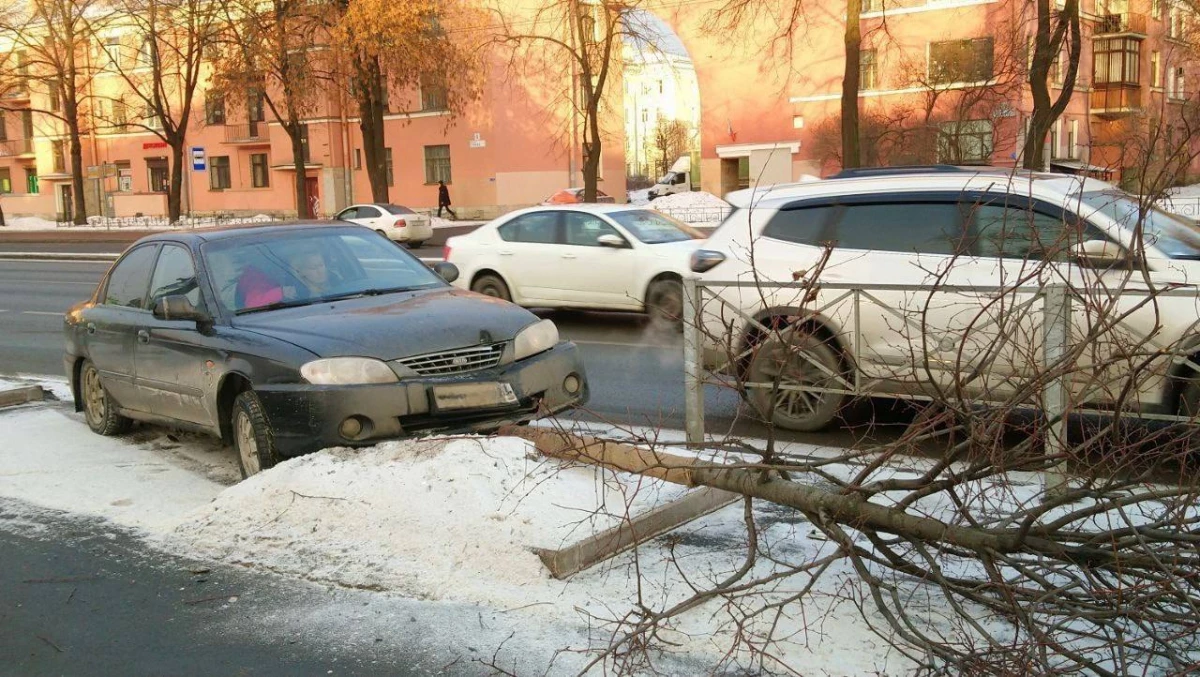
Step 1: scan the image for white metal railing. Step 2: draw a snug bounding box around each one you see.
[681,278,1200,447]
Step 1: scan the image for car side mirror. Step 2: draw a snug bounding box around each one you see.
[1071,239,1129,268]
[597,234,629,249]
[432,261,459,283]
[153,294,212,326]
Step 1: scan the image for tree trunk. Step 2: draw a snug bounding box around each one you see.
[67,117,87,225]
[167,141,184,223]
[582,101,601,202]
[0,199,6,227]
[841,0,863,170]
[353,55,389,203]
[1024,0,1081,170]
[289,121,310,218]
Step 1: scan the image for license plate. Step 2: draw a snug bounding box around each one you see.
[432,382,518,411]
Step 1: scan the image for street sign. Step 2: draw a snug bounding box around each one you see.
[469,132,486,149]
[191,146,206,171]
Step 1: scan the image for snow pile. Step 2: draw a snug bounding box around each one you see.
[2,216,59,230]
[628,188,652,205]
[649,190,730,210]
[0,214,277,231]
[166,436,683,607]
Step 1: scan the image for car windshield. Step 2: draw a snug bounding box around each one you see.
[203,228,445,315]
[1078,191,1200,259]
[381,204,416,215]
[608,210,704,244]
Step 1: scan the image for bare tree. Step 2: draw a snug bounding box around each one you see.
[649,118,692,176]
[211,0,333,218]
[494,0,634,203]
[1023,0,1081,170]
[88,0,222,222]
[0,0,101,224]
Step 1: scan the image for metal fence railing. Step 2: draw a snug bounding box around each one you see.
[652,205,734,225]
[681,278,1200,447]
[66,214,279,230]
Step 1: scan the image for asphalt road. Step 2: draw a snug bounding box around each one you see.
[0,255,900,448]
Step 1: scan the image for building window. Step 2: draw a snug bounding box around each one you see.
[20,110,32,138]
[1169,65,1187,99]
[147,159,168,192]
[420,75,448,111]
[52,140,65,173]
[248,90,265,122]
[937,120,993,163]
[1067,119,1078,159]
[25,168,38,194]
[1152,0,1162,19]
[385,147,394,186]
[1170,6,1186,38]
[1151,51,1161,87]
[104,37,121,68]
[250,153,269,187]
[116,161,132,192]
[137,36,156,68]
[209,156,231,190]
[353,148,361,170]
[299,124,310,163]
[860,49,878,91]
[0,168,11,193]
[423,144,451,184]
[142,105,163,130]
[1093,37,1140,85]
[1049,120,1060,159]
[205,94,225,125]
[112,99,127,129]
[48,84,60,112]
[929,37,994,83]
[0,111,6,141]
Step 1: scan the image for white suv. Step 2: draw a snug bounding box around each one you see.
[691,166,1200,431]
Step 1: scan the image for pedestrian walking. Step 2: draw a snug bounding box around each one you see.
[437,181,457,220]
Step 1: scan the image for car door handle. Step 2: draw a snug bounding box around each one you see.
[137,330,150,344]
[561,253,578,259]
[86,322,96,335]
[498,250,514,256]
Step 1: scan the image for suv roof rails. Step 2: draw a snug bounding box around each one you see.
[829,164,1001,179]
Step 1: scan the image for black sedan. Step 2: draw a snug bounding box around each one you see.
[63,222,588,477]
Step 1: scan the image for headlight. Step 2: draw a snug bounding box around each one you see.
[300,357,398,385]
[513,319,559,361]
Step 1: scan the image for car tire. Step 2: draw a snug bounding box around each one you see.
[1178,372,1200,418]
[80,359,132,436]
[646,279,683,331]
[408,241,426,249]
[232,390,280,479]
[745,327,847,432]
[471,274,511,301]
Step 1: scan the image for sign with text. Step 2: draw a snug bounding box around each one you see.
[142,141,168,150]
[191,146,206,171]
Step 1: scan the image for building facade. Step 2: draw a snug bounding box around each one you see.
[623,45,700,180]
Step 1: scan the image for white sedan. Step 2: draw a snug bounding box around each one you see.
[445,205,705,326]
[335,203,433,247]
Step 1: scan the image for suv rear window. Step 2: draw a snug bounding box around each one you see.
[761,205,836,246]
[833,202,964,255]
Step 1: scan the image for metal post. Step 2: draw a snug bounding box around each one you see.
[1042,284,1071,498]
[682,277,705,446]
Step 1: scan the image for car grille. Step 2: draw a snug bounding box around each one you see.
[395,343,505,376]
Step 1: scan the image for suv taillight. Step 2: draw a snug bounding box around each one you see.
[394,218,407,228]
[690,249,726,273]
[442,244,452,260]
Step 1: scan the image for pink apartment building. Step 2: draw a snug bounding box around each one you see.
[0,43,626,221]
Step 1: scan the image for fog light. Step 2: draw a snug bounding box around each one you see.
[563,374,581,395]
[339,416,368,440]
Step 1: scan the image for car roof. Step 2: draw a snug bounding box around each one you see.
[730,168,1117,211]
[502,203,649,218]
[133,220,364,246]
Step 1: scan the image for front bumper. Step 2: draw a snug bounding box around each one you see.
[254,342,588,457]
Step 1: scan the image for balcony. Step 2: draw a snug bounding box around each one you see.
[0,138,34,158]
[2,88,30,103]
[1094,12,1147,36]
[1091,84,1142,116]
[223,122,270,145]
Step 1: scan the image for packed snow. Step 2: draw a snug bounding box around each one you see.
[0,214,277,231]
[628,188,652,205]
[649,190,730,211]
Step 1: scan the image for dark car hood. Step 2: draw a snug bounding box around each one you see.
[231,288,540,360]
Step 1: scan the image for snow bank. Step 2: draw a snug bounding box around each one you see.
[628,188,652,205]
[166,436,684,606]
[649,190,730,210]
[0,214,278,231]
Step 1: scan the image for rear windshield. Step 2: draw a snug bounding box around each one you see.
[381,204,417,215]
[608,210,704,244]
[1079,191,1200,259]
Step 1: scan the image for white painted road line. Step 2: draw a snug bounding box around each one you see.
[0,279,97,286]
[22,311,62,316]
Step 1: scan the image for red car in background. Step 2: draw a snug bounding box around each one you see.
[542,187,616,205]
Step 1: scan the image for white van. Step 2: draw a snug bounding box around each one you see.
[648,156,691,200]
